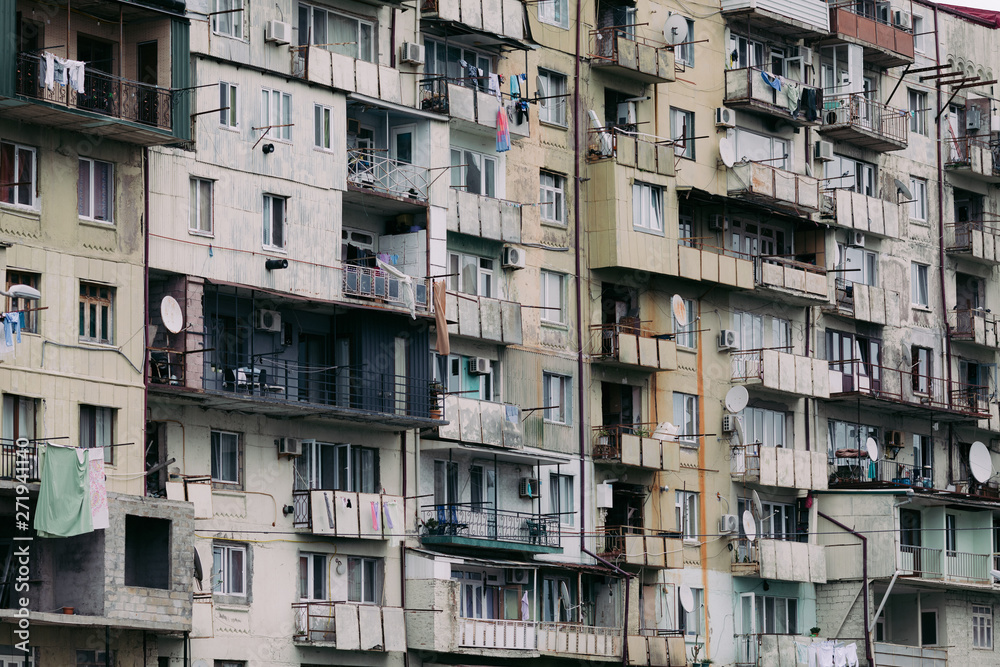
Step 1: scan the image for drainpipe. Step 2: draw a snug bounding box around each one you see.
[143,146,151,493]
[582,547,631,667]
[805,308,811,452]
[818,511,872,665]
[932,5,951,390]
[573,0,585,555]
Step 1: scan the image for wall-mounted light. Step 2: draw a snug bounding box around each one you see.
[262,143,275,154]
[281,504,294,516]
[265,258,288,271]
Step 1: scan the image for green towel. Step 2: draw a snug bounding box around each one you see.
[34,445,93,538]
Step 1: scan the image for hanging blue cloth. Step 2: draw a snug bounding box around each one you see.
[760,70,781,91]
[3,312,21,347]
[510,75,521,99]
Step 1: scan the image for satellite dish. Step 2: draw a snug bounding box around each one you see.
[970,441,993,483]
[679,584,695,612]
[725,386,749,414]
[719,137,737,168]
[734,417,746,446]
[672,294,688,325]
[991,569,1000,582]
[663,14,689,46]
[194,547,204,582]
[894,178,913,200]
[866,437,879,462]
[535,75,547,107]
[160,295,184,334]
[751,490,763,520]
[742,510,757,541]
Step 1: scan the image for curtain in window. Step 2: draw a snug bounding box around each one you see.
[329,14,358,59]
[0,143,14,205]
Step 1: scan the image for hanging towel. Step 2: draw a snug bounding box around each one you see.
[521,591,530,620]
[376,258,416,319]
[66,60,86,94]
[760,70,781,91]
[370,501,380,531]
[383,502,395,530]
[88,447,109,530]
[785,81,801,115]
[496,107,511,152]
[510,75,521,99]
[4,312,22,346]
[34,445,94,538]
[44,52,55,90]
[488,73,502,102]
[844,643,859,667]
[833,645,847,667]
[433,281,450,356]
[808,644,818,667]
[795,642,809,666]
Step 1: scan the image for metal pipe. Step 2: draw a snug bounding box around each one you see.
[872,569,901,632]
[933,4,952,393]
[582,547,631,667]
[818,511,872,665]
[573,0,586,557]
[143,146,151,494]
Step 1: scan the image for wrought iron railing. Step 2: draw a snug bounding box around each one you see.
[15,52,173,130]
[900,544,942,578]
[944,135,1000,172]
[342,263,430,311]
[592,422,664,460]
[420,504,560,547]
[730,443,761,479]
[822,93,908,144]
[293,600,338,643]
[148,348,186,385]
[590,322,671,362]
[946,220,1000,253]
[418,76,450,114]
[0,440,40,482]
[829,457,932,488]
[292,490,312,528]
[732,537,759,566]
[347,148,429,200]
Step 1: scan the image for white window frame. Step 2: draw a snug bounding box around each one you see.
[973,605,993,649]
[908,89,928,136]
[911,262,929,307]
[675,490,699,541]
[543,372,571,424]
[0,141,37,210]
[831,154,876,195]
[538,0,568,28]
[79,282,114,345]
[80,404,114,466]
[741,406,787,448]
[211,430,241,486]
[78,157,113,223]
[673,392,698,447]
[314,104,332,150]
[425,39,494,90]
[540,171,566,225]
[212,543,247,596]
[670,107,695,159]
[674,17,695,66]
[261,88,292,141]
[451,148,498,198]
[537,70,567,126]
[632,181,663,234]
[540,270,566,324]
[219,81,239,128]
[838,244,878,287]
[448,252,495,297]
[347,556,382,603]
[262,194,287,250]
[190,177,214,236]
[912,15,926,53]
[674,297,697,349]
[212,0,244,39]
[299,3,375,62]
[550,473,574,526]
[910,177,927,221]
[299,552,330,601]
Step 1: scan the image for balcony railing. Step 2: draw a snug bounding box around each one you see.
[597,525,684,569]
[900,544,942,578]
[829,5,914,67]
[947,220,1000,257]
[538,622,622,657]
[590,322,675,369]
[0,440,40,482]
[820,93,908,150]
[348,148,429,200]
[459,618,538,649]
[829,457,932,489]
[291,490,404,536]
[944,136,1000,175]
[292,601,405,651]
[730,348,792,382]
[946,550,990,583]
[724,67,823,124]
[589,27,673,83]
[15,52,173,131]
[342,263,430,312]
[419,504,560,547]
[754,255,828,298]
[728,161,821,213]
[951,308,999,343]
[593,423,664,460]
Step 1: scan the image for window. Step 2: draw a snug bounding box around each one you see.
[675,490,698,540]
[299,552,329,600]
[314,104,332,150]
[733,127,787,169]
[436,354,495,402]
[673,17,695,66]
[211,430,241,486]
[0,141,36,208]
[262,194,286,249]
[540,171,565,224]
[732,310,792,351]
[674,297,696,349]
[838,245,878,287]
[77,158,113,222]
[945,514,956,556]
[298,3,374,62]
[219,81,239,127]
[911,262,929,307]
[911,346,931,393]
[79,282,114,344]
[448,253,495,297]
[470,465,495,511]
[451,148,498,197]
[434,459,459,506]
[670,107,695,159]
[537,70,567,126]
[908,89,928,135]
[538,0,568,28]
[913,433,933,482]
[80,405,114,465]
[973,605,993,649]
[828,419,878,461]
[6,270,39,333]
[830,154,876,195]
[212,543,247,596]
[190,177,214,235]
[261,89,292,140]
[755,596,799,634]
[741,407,786,448]
[212,0,244,38]
[543,372,571,424]
[678,587,703,635]
[673,393,698,447]
[540,270,566,324]
[2,394,37,443]
[215,662,245,667]
[913,15,925,53]
[425,39,493,91]
[910,177,927,221]
[294,441,379,492]
[550,473,574,525]
[348,556,382,603]
[761,502,795,540]
[678,208,693,247]
[632,182,663,233]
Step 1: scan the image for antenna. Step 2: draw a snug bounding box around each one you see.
[719,137,736,168]
[663,14,689,46]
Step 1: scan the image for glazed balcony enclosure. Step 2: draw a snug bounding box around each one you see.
[589,27,675,84]
[2,0,190,144]
[724,67,823,127]
[819,94,908,152]
[292,602,406,651]
[828,3,915,68]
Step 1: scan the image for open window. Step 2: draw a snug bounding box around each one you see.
[124,515,171,589]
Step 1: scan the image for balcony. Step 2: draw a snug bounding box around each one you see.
[730,348,830,399]
[627,633,687,667]
[419,504,562,554]
[589,28,675,84]
[590,323,677,371]
[829,457,933,490]
[342,263,430,314]
[735,635,837,667]
[677,242,756,290]
[538,623,622,660]
[821,189,901,239]
[446,292,523,345]
[949,309,1000,349]
[446,189,522,243]
[827,360,990,420]
[291,490,404,537]
[727,162,821,216]
[593,424,680,472]
[874,642,946,667]
[819,94,908,152]
[586,130,675,175]
[292,602,406,651]
[828,6,915,68]
[348,149,430,202]
[419,78,529,138]
[731,444,828,490]
[828,280,891,325]
[723,68,823,127]
[421,0,525,41]
[731,538,827,583]
[598,527,683,569]
[944,137,1000,182]
[720,0,829,37]
[899,545,991,585]
[436,395,523,448]
[754,256,828,302]
[946,221,1000,264]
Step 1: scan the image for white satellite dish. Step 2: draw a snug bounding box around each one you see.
[725,386,749,414]
[160,295,184,334]
[719,137,737,168]
[672,294,688,325]
[535,75,547,107]
[991,568,1000,582]
[679,584,695,612]
[734,416,746,446]
[894,178,913,201]
[970,441,993,483]
[653,421,679,441]
[866,437,879,462]
[742,510,757,541]
[663,14,689,46]
[751,490,763,520]
[833,243,841,267]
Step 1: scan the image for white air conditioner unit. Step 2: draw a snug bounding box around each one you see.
[715,107,735,128]
[502,245,526,270]
[718,329,739,351]
[722,414,736,433]
[519,478,541,498]
[719,514,739,534]
[400,42,425,65]
[815,140,834,162]
[849,231,866,247]
[967,107,982,132]
[265,20,291,45]
[800,46,813,66]
[507,568,530,585]
[892,10,911,30]
[255,309,282,332]
[276,437,302,458]
[596,482,614,509]
[469,357,492,375]
[709,214,727,231]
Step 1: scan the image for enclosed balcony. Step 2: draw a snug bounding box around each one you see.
[720,0,829,38]
[731,538,827,583]
[597,526,683,568]
[946,221,1000,264]
[731,444,828,490]
[590,323,677,371]
[949,309,1000,349]
[723,68,823,127]
[727,162,821,216]
[292,602,407,651]
[943,137,1000,183]
[731,348,831,399]
[819,94,908,152]
[291,490,404,537]
[593,424,679,472]
[589,28,675,84]
[822,189,901,239]
[419,78,529,139]
[828,5,915,68]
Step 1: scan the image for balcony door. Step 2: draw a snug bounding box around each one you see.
[738,593,757,664]
[136,41,158,126]
[827,330,881,393]
[390,125,415,195]
[730,217,790,260]
[16,15,42,95]
[601,382,641,431]
[900,508,922,573]
[298,332,329,405]
[77,35,115,115]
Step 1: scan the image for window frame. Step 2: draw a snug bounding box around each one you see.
[211,429,243,488]
[6,270,39,334]
[0,141,37,210]
[973,605,993,649]
[261,88,292,141]
[539,171,566,225]
[212,542,248,598]
[298,2,375,62]
[540,270,566,325]
[908,89,928,136]
[911,262,929,307]
[79,404,115,466]
[549,473,574,526]
[298,551,330,601]
[347,556,383,603]
[451,147,499,198]
[675,489,699,541]
[212,0,245,38]
[670,107,696,159]
[448,252,496,298]
[189,177,214,236]
[262,193,287,251]
[314,104,333,151]
[909,177,928,222]
[741,406,787,448]
[77,157,114,224]
[678,586,704,635]
[2,394,38,443]
[674,297,697,349]
[537,0,569,29]
[219,81,239,128]
[673,17,695,66]
[78,282,115,345]
[673,392,699,447]
[543,372,571,424]
[537,70,568,126]
[631,181,664,234]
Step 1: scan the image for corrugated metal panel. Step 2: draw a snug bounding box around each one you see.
[171,18,191,140]
[720,0,830,32]
[0,8,17,97]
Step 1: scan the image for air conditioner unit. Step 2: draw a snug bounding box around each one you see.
[715,107,735,129]
[519,478,541,499]
[469,357,492,375]
[849,231,866,247]
[255,309,282,332]
[507,568,531,585]
[799,46,813,66]
[967,107,982,132]
[265,20,291,45]
[596,482,614,509]
[400,42,425,65]
[718,329,739,351]
[276,437,302,458]
[722,414,736,433]
[719,514,739,534]
[814,140,834,162]
[886,430,904,449]
[709,214,727,231]
[502,245,526,270]
[892,10,911,30]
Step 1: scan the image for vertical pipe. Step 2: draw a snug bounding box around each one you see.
[805,308,811,451]
[933,5,951,389]
[818,511,872,664]
[105,626,110,666]
[183,630,189,667]
[573,0,586,558]
[143,146,151,492]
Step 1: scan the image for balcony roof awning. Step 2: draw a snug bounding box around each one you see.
[347,93,449,123]
[420,19,534,51]
[407,547,626,576]
[420,439,572,466]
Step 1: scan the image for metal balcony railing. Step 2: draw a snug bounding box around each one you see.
[947,220,1000,253]
[589,25,666,61]
[951,308,999,341]
[459,618,538,649]
[418,76,450,114]
[829,457,932,488]
[822,93,908,145]
[538,622,622,657]
[730,443,762,479]
[342,263,430,312]
[590,322,671,361]
[15,52,173,130]
[347,148,429,200]
[592,422,663,460]
[596,525,682,559]
[900,544,942,578]
[0,440,40,482]
[419,504,560,547]
[943,135,1000,171]
[946,550,990,583]
[729,347,794,382]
